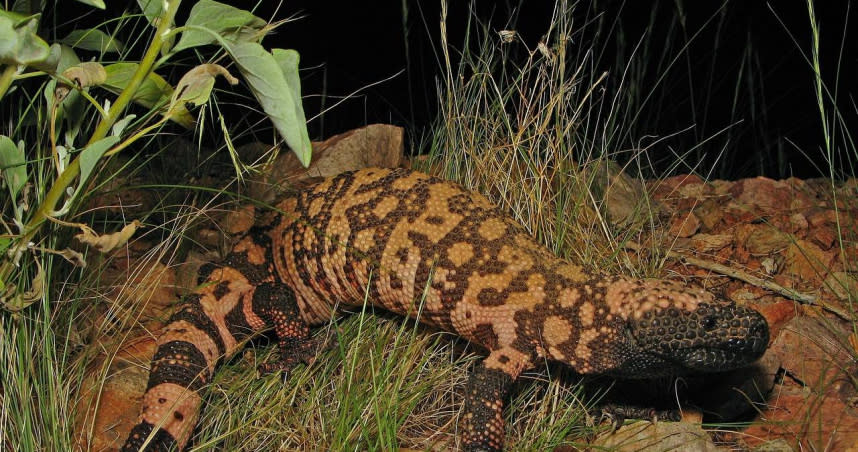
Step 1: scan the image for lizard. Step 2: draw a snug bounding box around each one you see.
[121,167,769,451]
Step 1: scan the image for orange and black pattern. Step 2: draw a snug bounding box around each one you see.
[123,168,769,451]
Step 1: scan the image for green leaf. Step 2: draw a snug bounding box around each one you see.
[0,237,10,257]
[79,136,118,189]
[174,0,267,52]
[73,0,105,8]
[53,135,119,217]
[11,0,47,15]
[42,45,83,127]
[0,17,19,61]
[61,29,125,53]
[0,135,26,200]
[227,42,312,166]
[26,41,62,73]
[271,48,308,140]
[102,63,195,129]
[0,8,33,24]
[0,14,50,65]
[137,0,163,25]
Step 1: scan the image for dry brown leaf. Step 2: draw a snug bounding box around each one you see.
[75,220,141,253]
[62,62,107,88]
[56,248,87,267]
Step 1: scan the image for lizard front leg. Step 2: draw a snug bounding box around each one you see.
[251,281,334,375]
[461,349,529,451]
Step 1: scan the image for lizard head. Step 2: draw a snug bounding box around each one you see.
[598,279,770,378]
[615,299,770,377]
[544,278,770,378]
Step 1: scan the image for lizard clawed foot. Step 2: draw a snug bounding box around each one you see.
[589,403,682,431]
[258,333,338,376]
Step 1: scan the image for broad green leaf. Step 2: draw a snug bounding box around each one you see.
[227,42,311,166]
[102,63,195,129]
[53,135,119,217]
[0,17,19,60]
[61,29,125,53]
[43,45,83,128]
[73,0,106,8]
[53,43,80,73]
[0,135,26,199]
[170,63,238,111]
[0,14,50,65]
[11,0,47,15]
[0,8,32,23]
[27,42,61,73]
[137,0,163,25]
[80,136,118,188]
[111,114,137,137]
[271,48,308,151]
[174,0,267,52]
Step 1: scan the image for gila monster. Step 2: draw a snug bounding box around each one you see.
[121,167,769,451]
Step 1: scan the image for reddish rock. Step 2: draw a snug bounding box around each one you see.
[728,177,788,216]
[728,177,816,216]
[788,212,809,235]
[782,177,818,210]
[744,225,791,255]
[783,239,837,283]
[807,207,839,227]
[823,272,858,301]
[695,198,726,231]
[690,233,733,252]
[668,211,701,238]
[650,174,705,199]
[752,300,796,340]
[73,336,158,452]
[742,316,858,450]
[808,226,837,249]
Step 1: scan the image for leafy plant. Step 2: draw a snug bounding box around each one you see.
[0,1,312,449]
[0,0,311,311]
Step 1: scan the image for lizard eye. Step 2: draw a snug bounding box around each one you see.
[701,316,718,331]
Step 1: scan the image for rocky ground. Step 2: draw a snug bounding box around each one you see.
[71,124,857,451]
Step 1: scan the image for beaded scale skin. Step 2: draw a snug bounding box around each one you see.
[122,167,769,451]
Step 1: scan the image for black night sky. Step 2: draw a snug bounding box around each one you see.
[269,1,857,179]
[57,1,858,179]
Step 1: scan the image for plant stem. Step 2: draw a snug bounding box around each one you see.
[0,1,181,284]
[0,65,17,103]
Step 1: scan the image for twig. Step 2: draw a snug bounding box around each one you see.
[624,241,852,321]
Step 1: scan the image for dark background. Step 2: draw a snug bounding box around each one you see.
[50,0,858,179]
[267,0,857,179]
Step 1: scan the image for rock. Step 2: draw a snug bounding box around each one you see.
[744,225,791,255]
[787,212,809,236]
[823,272,858,301]
[752,439,796,451]
[668,212,701,238]
[586,159,663,228]
[73,336,158,452]
[742,315,858,450]
[728,177,815,216]
[782,239,837,283]
[696,198,726,231]
[690,233,733,252]
[753,300,797,340]
[248,124,404,202]
[592,420,719,451]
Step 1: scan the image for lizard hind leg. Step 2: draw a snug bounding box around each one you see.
[251,281,336,375]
